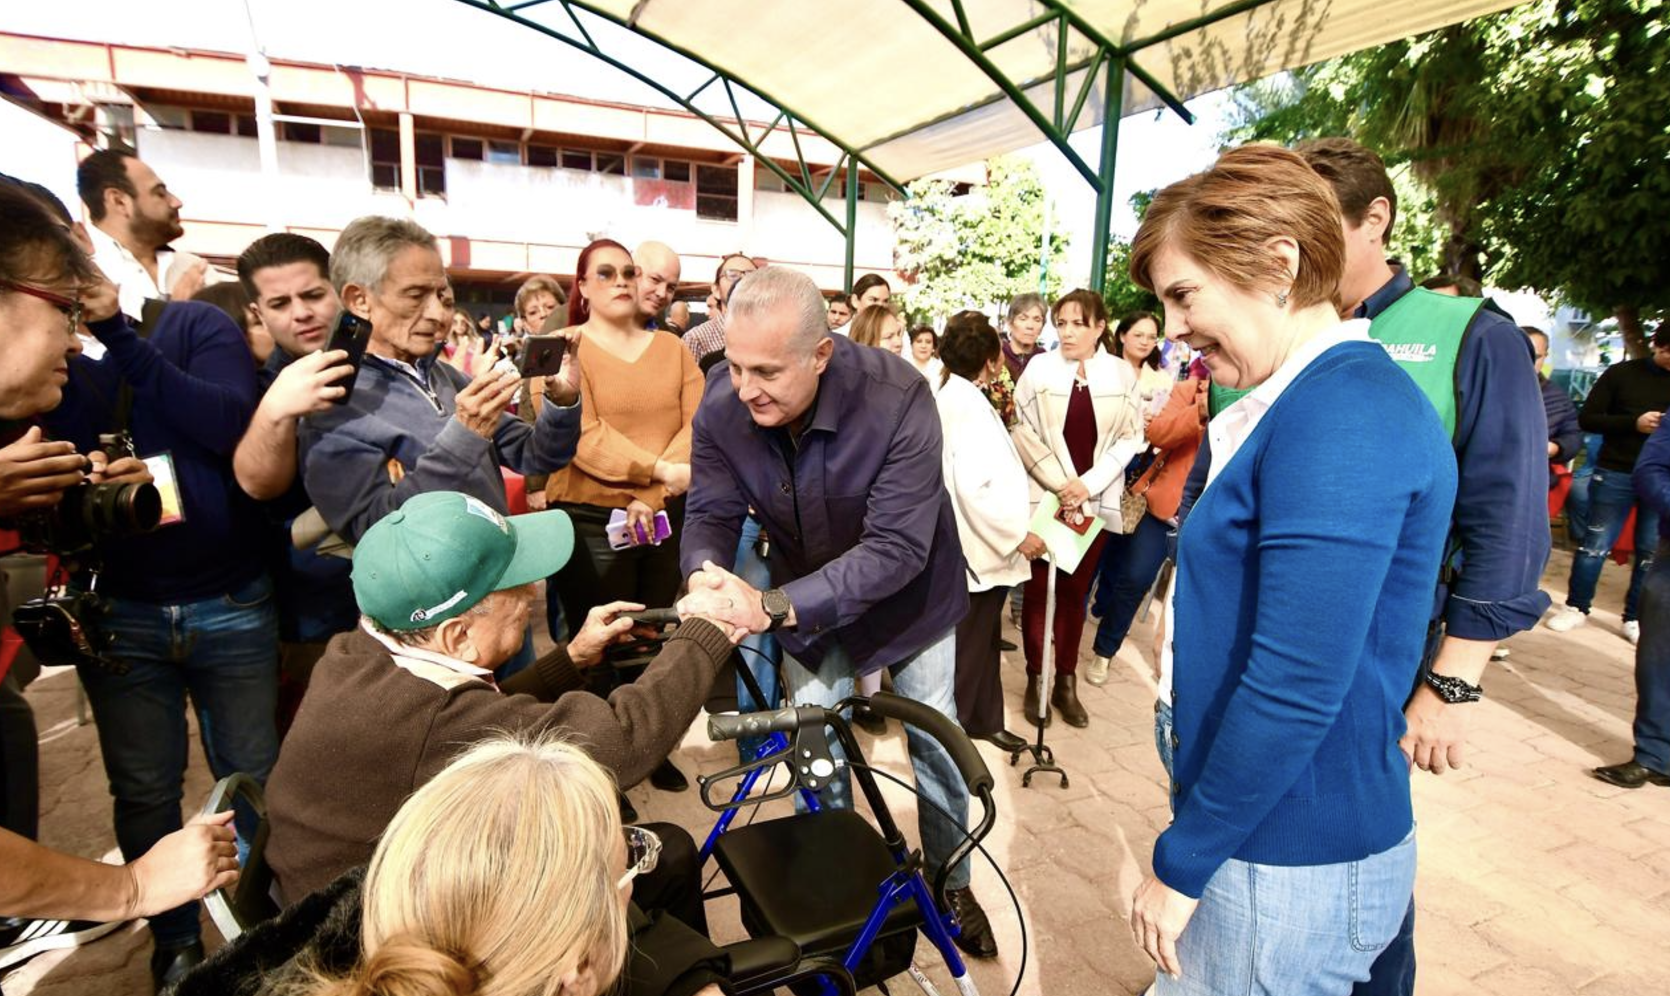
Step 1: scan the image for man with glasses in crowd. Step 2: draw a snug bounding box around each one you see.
[683,253,758,364]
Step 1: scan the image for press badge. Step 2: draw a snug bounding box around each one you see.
[142,452,187,527]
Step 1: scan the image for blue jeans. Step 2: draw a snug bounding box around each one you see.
[1091,514,1170,657]
[1566,467,1660,620]
[1564,433,1605,542]
[780,628,972,891]
[77,574,280,947]
[734,518,782,757]
[1157,828,1417,996]
[1633,544,1670,773]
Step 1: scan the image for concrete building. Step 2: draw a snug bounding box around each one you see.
[0,30,916,310]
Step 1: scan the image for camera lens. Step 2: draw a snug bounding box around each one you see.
[78,482,163,536]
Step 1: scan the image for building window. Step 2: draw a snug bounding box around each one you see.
[560,149,592,171]
[664,160,691,183]
[696,164,739,221]
[527,144,558,167]
[369,128,401,191]
[284,121,322,143]
[416,133,445,197]
[191,110,231,134]
[146,105,190,130]
[487,140,521,165]
[595,153,626,176]
[450,136,483,160]
[631,156,661,179]
[236,114,258,138]
[754,171,787,193]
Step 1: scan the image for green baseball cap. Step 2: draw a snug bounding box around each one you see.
[352,491,574,632]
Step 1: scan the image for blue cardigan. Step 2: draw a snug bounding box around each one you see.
[1155,341,1457,898]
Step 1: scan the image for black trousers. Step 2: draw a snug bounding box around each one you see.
[954,587,1010,736]
[622,821,729,995]
[548,500,684,643]
[0,669,38,839]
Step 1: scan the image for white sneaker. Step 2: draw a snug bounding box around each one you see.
[1490,645,1511,661]
[1624,620,1641,645]
[1085,655,1111,686]
[1545,606,1587,632]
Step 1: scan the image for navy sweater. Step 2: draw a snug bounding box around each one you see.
[1157,342,1456,898]
[45,304,263,602]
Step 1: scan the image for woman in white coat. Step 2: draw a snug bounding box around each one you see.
[936,312,1045,754]
[1011,289,1146,727]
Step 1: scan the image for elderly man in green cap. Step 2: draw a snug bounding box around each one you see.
[264,491,738,918]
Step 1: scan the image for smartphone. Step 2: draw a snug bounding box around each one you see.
[518,334,569,378]
[325,311,374,404]
[606,508,673,550]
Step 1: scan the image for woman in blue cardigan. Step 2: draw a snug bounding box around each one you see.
[1122,145,1458,994]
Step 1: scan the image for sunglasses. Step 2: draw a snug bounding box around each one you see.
[2,280,83,333]
[616,825,662,889]
[592,264,642,283]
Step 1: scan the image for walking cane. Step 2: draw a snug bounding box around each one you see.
[1017,551,1069,788]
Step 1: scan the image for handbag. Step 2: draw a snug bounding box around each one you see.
[1120,451,1167,535]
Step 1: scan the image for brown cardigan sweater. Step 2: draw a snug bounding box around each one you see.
[264,619,732,903]
[544,330,703,511]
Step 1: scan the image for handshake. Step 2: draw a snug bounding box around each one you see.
[674,559,776,642]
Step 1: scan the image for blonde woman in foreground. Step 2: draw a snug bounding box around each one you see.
[176,735,670,996]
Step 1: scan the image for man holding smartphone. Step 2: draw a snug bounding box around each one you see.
[296,216,582,547]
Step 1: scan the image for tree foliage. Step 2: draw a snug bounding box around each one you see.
[888,155,1070,322]
[1222,0,1669,352]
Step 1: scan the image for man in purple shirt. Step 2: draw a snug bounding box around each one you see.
[677,266,997,959]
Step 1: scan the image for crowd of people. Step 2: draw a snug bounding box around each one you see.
[0,129,1661,996]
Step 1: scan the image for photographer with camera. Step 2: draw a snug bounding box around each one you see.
[0,181,249,974]
[20,171,277,988]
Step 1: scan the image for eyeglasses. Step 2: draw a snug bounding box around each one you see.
[592,265,642,284]
[616,825,662,889]
[720,269,753,284]
[1,280,83,333]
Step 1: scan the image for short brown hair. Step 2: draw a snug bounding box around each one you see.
[1296,137,1398,241]
[1129,145,1346,312]
[514,275,565,320]
[1051,288,1108,329]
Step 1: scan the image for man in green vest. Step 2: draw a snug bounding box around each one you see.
[1299,138,1552,996]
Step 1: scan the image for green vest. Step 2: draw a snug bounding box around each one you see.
[1207,288,1481,429]
[1209,383,1252,418]
[1368,288,1484,437]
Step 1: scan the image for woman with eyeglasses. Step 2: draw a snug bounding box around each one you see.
[542,239,702,790]
[178,734,727,996]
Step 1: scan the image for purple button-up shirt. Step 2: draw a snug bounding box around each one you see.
[681,334,969,675]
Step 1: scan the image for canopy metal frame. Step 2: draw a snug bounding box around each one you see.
[458,0,1292,292]
[461,0,893,285]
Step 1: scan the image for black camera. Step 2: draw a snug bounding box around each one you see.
[18,479,162,556]
[11,587,125,674]
[14,434,162,556]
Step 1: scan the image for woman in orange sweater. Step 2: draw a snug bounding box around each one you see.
[1084,359,1209,685]
[544,239,703,646]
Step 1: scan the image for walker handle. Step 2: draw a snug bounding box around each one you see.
[866,691,994,795]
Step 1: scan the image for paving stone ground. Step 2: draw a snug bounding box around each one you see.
[5,546,1668,995]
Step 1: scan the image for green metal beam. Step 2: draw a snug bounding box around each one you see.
[459,0,908,242]
[557,0,905,193]
[1034,1,1194,123]
[1121,0,1285,54]
[844,153,859,290]
[894,0,1104,189]
[1088,55,1127,292]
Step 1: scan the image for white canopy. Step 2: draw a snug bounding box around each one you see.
[554,0,1526,183]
